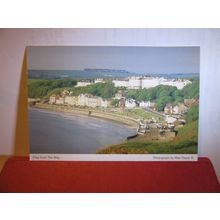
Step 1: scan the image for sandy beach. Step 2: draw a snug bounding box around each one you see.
[32,103,138,129]
[28,106,137,154]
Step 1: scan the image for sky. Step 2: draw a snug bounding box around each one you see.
[27,46,200,74]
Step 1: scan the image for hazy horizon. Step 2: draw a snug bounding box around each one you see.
[27,46,200,74]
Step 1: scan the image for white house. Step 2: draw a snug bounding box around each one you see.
[49,92,110,108]
[78,94,110,108]
[139,101,155,108]
[86,96,101,108]
[165,115,177,127]
[49,95,57,104]
[128,77,142,89]
[125,99,137,108]
[94,78,104,83]
[78,94,88,106]
[112,80,129,88]
[75,81,92,87]
[64,96,78,106]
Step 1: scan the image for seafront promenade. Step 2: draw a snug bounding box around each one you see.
[33,103,138,129]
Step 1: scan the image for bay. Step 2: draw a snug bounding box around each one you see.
[29,108,136,154]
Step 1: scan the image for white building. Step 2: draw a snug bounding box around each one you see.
[55,97,65,105]
[78,94,109,108]
[49,95,57,104]
[94,78,104,83]
[78,94,100,107]
[165,115,177,124]
[78,94,87,106]
[113,76,191,90]
[64,96,78,106]
[87,96,101,108]
[141,77,160,89]
[139,101,155,108]
[75,81,92,87]
[112,80,129,88]
[101,100,110,108]
[125,99,137,109]
[160,79,192,90]
[128,77,142,89]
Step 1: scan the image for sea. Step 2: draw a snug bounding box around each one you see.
[29,108,136,154]
[28,69,199,80]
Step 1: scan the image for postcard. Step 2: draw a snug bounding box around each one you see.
[27,46,199,161]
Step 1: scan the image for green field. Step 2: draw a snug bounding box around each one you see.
[126,108,164,122]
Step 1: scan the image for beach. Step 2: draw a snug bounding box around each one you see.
[29,106,137,154]
[33,103,138,129]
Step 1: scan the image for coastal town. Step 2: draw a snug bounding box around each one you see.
[27,46,199,155]
[76,76,192,90]
[29,75,199,141]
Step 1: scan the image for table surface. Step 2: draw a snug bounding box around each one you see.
[0,156,9,173]
[0,156,219,193]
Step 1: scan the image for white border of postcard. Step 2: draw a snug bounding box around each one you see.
[30,154,198,161]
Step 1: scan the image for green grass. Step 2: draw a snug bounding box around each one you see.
[127,108,164,121]
[97,120,198,154]
[176,120,198,142]
[97,139,197,154]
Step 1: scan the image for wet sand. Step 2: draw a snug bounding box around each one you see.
[34,103,138,129]
[29,107,137,154]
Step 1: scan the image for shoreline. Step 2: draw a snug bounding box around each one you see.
[32,103,138,130]
[30,103,175,144]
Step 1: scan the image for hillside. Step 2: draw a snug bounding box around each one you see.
[96,120,198,154]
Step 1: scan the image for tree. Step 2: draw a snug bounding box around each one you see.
[155,85,177,97]
[173,96,184,105]
[155,96,173,111]
[88,83,116,99]
[181,80,199,99]
[125,90,137,100]
[28,78,77,98]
